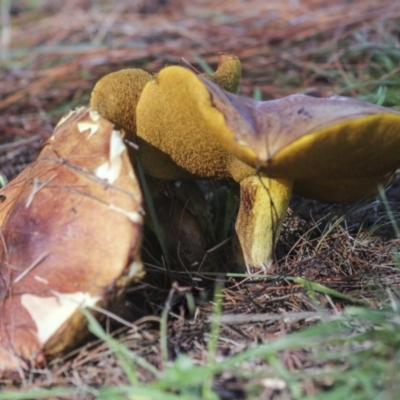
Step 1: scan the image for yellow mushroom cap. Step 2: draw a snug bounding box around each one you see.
[90,55,243,181]
[90,53,241,139]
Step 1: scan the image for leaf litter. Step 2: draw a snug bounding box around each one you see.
[1,0,400,398]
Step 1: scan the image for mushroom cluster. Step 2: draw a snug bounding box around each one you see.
[2,53,400,374]
[0,54,241,374]
[90,56,400,273]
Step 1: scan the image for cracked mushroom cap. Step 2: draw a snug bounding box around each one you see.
[0,107,144,375]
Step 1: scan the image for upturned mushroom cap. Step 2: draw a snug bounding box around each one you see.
[137,66,231,180]
[201,79,400,181]
[136,65,253,181]
[0,107,144,374]
[198,78,400,204]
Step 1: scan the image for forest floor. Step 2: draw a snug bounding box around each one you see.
[1,0,400,399]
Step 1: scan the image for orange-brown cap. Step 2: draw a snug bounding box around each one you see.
[0,107,144,374]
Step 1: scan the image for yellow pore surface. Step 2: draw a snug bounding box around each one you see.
[265,113,400,179]
[90,68,154,136]
[136,66,248,180]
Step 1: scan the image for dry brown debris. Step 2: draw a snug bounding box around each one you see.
[1,0,400,396]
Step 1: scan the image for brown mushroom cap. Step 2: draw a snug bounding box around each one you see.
[0,107,143,373]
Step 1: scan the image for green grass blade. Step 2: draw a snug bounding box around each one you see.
[136,158,170,268]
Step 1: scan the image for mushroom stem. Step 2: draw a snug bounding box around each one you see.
[233,175,293,274]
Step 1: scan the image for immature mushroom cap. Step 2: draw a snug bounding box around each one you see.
[199,52,242,94]
[0,107,144,374]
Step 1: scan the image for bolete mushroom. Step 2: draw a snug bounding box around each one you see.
[90,53,242,269]
[0,107,144,374]
[135,66,400,273]
[88,60,301,273]
[90,53,400,273]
